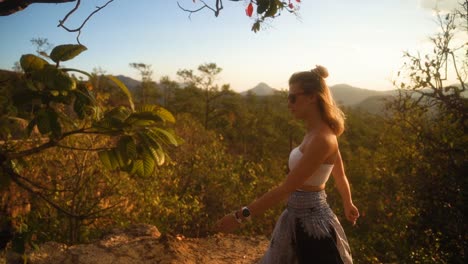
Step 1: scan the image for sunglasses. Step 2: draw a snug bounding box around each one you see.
[287,92,308,104]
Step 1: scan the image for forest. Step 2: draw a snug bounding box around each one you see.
[0,1,467,264]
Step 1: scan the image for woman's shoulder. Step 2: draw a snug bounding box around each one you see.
[304,131,337,152]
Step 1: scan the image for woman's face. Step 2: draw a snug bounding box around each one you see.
[288,82,312,119]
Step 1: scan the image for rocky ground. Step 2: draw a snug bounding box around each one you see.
[1,224,270,264]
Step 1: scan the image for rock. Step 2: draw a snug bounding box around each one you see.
[24,224,269,264]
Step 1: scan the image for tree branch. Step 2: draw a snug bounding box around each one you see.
[0,0,75,16]
[57,0,115,44]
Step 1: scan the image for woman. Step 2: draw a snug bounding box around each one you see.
[214,65,359,264]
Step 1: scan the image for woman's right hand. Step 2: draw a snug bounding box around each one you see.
[344,203,359,225]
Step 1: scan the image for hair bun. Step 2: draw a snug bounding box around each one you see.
[311,65,329,79]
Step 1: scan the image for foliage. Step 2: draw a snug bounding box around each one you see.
[0,43,178,253]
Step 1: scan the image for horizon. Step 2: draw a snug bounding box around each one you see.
[0,0,462,92]
[116,74,398,93]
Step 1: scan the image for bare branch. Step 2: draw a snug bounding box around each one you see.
[57,0,115,44]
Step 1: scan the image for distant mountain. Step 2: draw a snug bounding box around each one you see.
[354,95,392,114]
[115,75,141,91]
[329,84,396,106]
[241,82,278,96]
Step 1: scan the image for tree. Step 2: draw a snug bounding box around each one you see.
[176,63,234,130]
[0,43,179,253]
[129,63,160,105]
[383,4,467,262]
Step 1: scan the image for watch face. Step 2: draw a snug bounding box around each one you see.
[242,207,250,217]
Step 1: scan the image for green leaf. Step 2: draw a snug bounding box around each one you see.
[95,106,131,130]
[142,152,155,177]
[130,160,144,176]
[257,0,270,14]
[156,107,176,123]
[32,66,76,91]
[251,21,261,33]
[20,54,49,73]
[137,131,161,151]
[50,44,87,63]
[73,87,92,119]
[150,128,178,146]
[36,109,51,134]
[106,75,135,111]
[264,0,278,17]
[36,108,61,138]
[126,112,163,125]
[134,105,175,123]
[118,136,137,161]
[98,150,119,170]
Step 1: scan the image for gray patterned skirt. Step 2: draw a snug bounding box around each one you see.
[258,190,352,264]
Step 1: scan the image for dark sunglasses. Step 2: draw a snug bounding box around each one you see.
[287,92,307,104]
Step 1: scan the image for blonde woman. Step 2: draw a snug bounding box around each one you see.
[214,66,359,263]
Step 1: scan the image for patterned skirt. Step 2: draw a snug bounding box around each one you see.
[258,190,352,264]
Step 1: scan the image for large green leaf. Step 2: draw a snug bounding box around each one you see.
[142,152,155,177]
[156,107,176,123]
[135,105,175,123]
[129,155,155,177]
[117,136,137,161]
[32,66,76,91]
[264,0,278,17]
[50,44,87,63]
[137,131,161,151]
[35,108,61,138]
[94,106,131,130]
[98,150,119,170]
[73,86,93,119]
[130,160,144,176]
[125,112,163,125]
[106,75,135,111]
[257,0,270,14]
[36,109,51,134]
[20,54,49,73]
[150,128,178,146]
[73,92,88,119]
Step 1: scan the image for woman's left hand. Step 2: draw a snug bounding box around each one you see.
[213,213,240,233]
[344,203,359,225]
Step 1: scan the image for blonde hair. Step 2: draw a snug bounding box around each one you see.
[289,65,345,136]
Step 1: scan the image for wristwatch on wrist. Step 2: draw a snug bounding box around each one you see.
[241,206,251,221]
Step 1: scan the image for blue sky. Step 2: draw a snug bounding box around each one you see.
[0,0,461,92]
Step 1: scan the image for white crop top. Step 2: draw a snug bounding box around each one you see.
[288,146,334,186]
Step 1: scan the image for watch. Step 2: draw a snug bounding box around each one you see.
[241,206,251,221]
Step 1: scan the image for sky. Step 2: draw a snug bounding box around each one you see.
[0,0,462,92]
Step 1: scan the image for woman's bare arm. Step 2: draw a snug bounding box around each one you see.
[331,149,359,224]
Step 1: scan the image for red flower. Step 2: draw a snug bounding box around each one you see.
[246,3,254,17]
[296,0,301,2]
[289,3,294,9]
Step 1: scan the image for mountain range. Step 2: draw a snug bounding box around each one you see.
[116,75,466,115]
[239,82,397,114]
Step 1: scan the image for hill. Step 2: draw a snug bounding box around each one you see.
[115,75,141,90]
[240,82,278,96]
[329,84,395,106]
